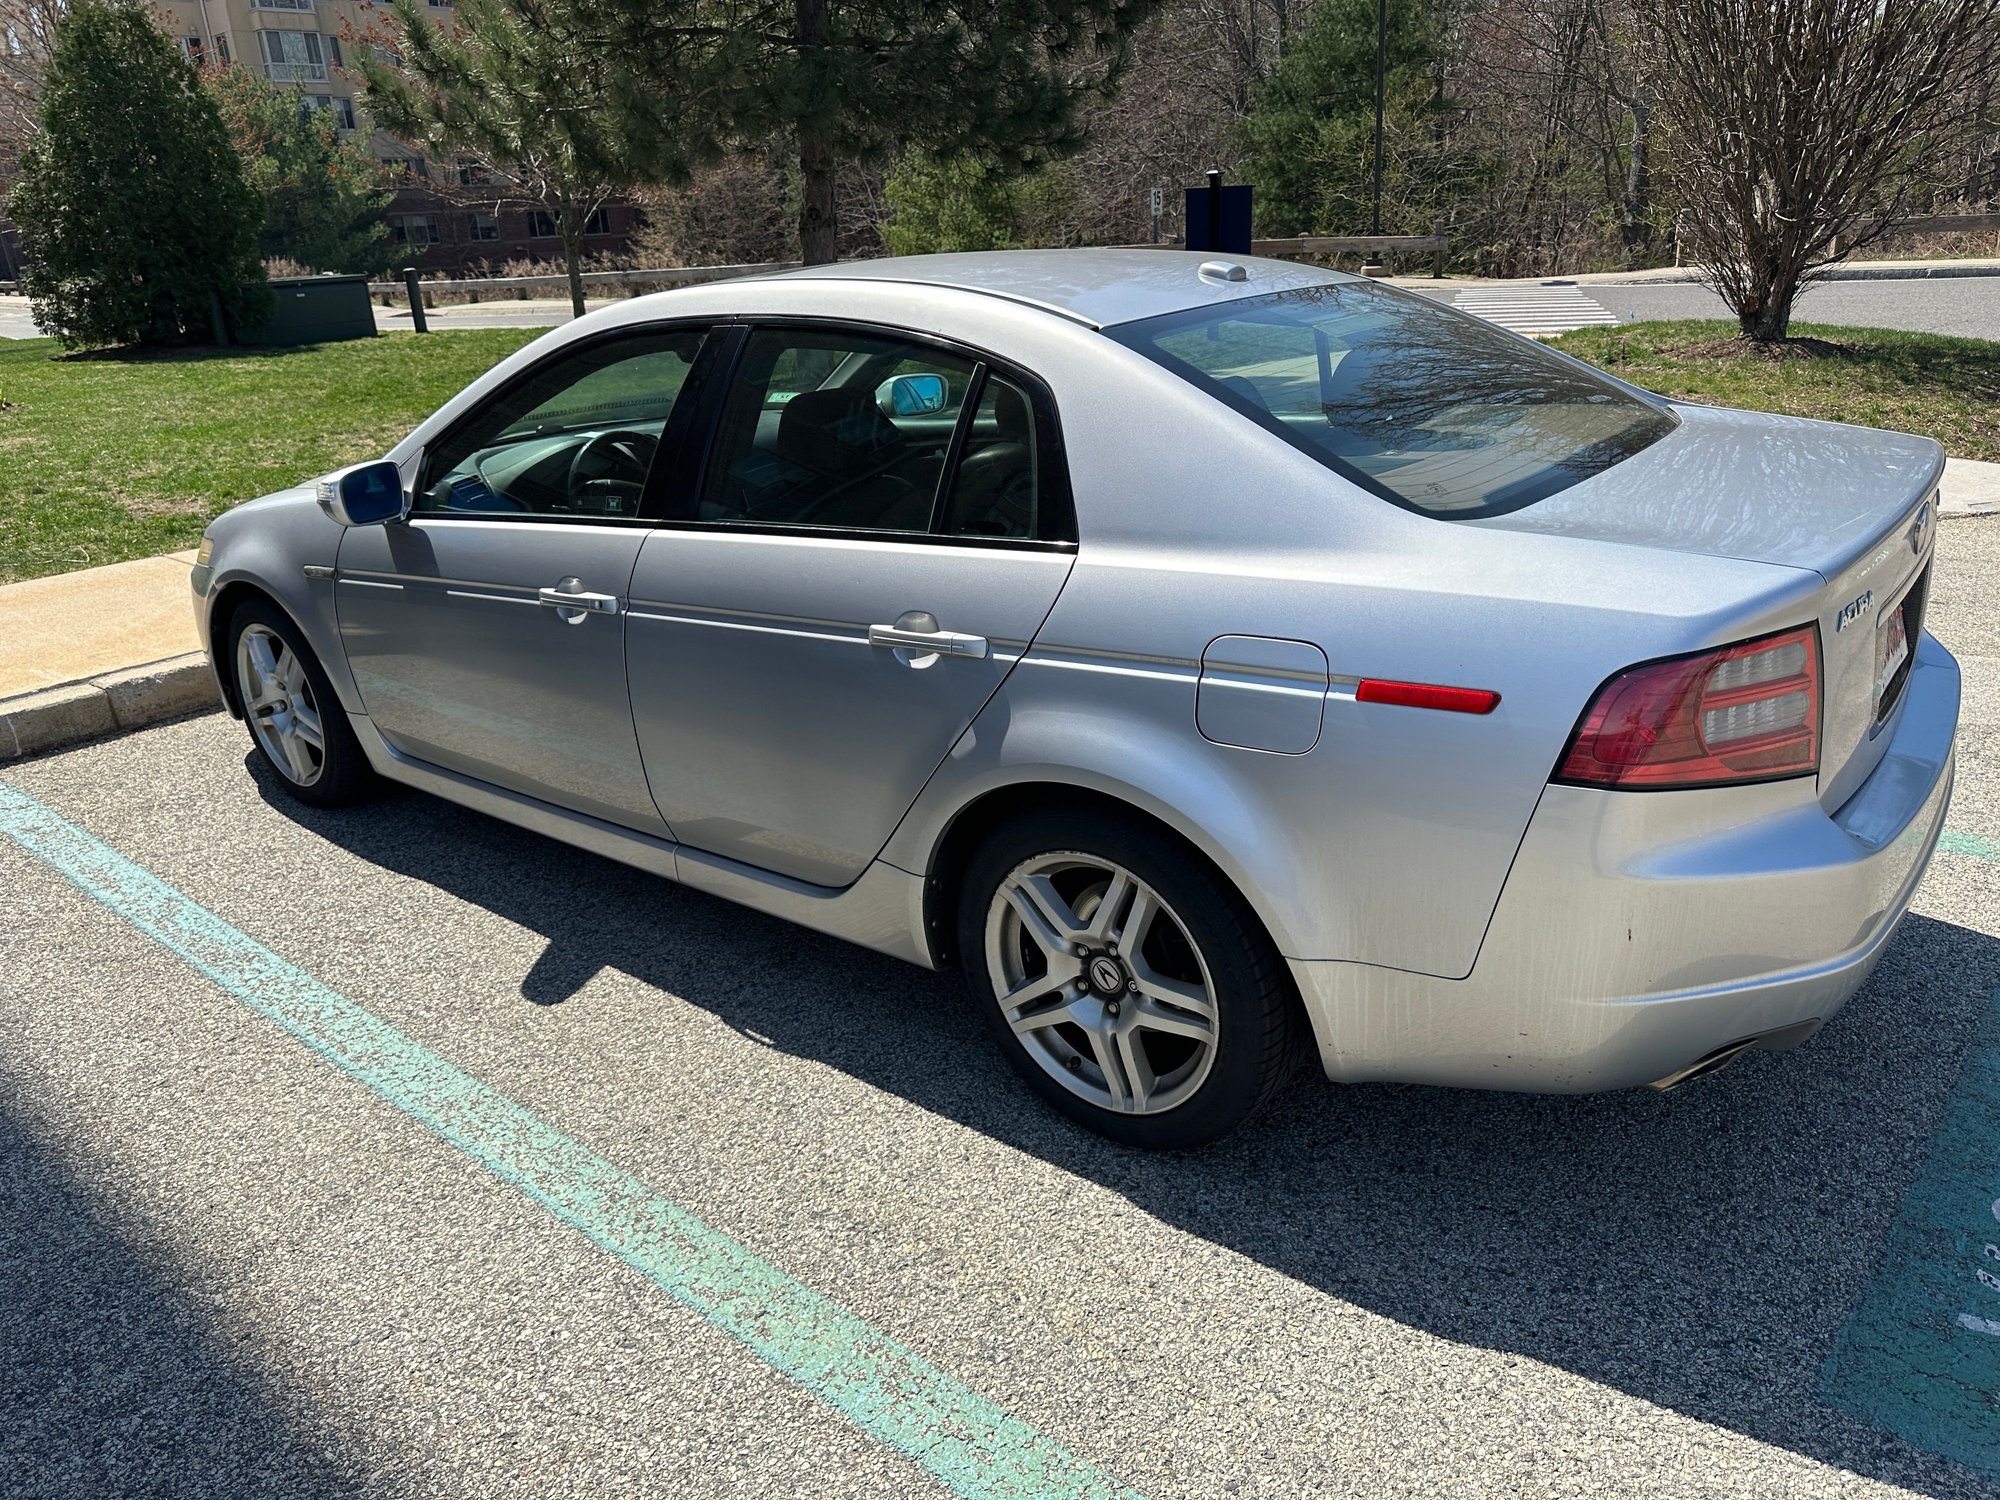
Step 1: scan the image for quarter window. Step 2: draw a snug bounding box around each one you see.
[939,374,1040,540]
[418,330,706,520]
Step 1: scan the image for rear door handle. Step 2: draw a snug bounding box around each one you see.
[539,577,620,623]
[868,621,988,660]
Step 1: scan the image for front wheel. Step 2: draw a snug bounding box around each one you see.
[956,808,1298,1148]
[228,598,376,808]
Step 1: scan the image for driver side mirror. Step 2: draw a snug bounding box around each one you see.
[876,373,948,418]
[315,460,409,527]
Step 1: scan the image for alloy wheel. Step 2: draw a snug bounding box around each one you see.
[236,624,326,787]
[983,851,1219,1115]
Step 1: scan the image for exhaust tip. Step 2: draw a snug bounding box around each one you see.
[1648,1038,1757,1092]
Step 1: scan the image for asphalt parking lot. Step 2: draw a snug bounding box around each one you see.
[3,524,1998,1500]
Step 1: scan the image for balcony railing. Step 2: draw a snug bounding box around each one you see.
[252,0,317,10]
[264,60,328,82]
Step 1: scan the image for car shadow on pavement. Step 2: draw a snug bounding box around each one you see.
[258,765,2000,1499]
[0,1090,367,1497]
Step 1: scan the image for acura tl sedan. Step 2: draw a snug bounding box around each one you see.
[192,250,1959,1147]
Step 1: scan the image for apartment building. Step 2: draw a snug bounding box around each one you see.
[151,0,638,273]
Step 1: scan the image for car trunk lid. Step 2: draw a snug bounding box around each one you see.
[1469,402,1943,806]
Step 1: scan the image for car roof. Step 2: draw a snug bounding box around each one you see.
[764,249,1359,329]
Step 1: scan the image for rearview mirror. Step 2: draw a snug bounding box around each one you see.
[316,460,408,527]
[876,373,948,418]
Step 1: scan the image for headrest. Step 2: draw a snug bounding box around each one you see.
[776,388,903,480]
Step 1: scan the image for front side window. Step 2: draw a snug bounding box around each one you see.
[696,329,980,534]
[419,329,706,520]
[1109,284,1676,518]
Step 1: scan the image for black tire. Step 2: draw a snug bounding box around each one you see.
[955,806,1299,1148]
[227,596,378,808]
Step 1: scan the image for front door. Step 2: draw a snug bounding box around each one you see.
[627,324,1075,885]
[337,326,708,832]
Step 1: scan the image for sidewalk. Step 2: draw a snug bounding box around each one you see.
[3,456,1995,763]
[0,551,215,760]
[1383,255,2000,291]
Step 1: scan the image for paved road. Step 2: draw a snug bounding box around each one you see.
[2,525,1998,1498]
[1408,276,2000,342]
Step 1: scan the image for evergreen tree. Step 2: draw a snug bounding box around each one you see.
[6,0,267,348]
[885,150,1084,254]
[360,0,653,316]
[207,69,396,277]
[601,0,1161,264]
[1240,0,1466,240]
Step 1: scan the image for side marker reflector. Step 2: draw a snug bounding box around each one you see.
[1356,679,1501,715]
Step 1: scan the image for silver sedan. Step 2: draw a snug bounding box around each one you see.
[192,251,1959,1147]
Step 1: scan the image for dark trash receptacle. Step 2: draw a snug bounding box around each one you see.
[241,274,377,346]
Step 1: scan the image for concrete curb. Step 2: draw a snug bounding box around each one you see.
[0,652,219,763]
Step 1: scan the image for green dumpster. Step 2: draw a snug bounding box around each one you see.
[241,274,377,346]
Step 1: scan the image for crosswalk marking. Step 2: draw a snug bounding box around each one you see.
[1452,285,1621,337]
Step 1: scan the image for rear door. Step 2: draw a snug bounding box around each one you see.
[626,323,1076,885]
[337,325,710,833]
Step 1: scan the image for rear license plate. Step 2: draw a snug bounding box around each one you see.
[1875,605,1910,703]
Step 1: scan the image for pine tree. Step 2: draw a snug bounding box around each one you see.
[360,0,651,316]
[207,69,397,278]
[6,0,268,348]
[602,0,1161,264]
[1240,0,1465,240]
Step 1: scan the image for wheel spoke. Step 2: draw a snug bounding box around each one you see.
[278,722,316,782]
[1009,993,1080,1036]
[1086,869,1135,942]
[1085,1025,1134,1111]
[289,700,325,751]
[280,647,306,694]
[1003,873,1086,964]
[1132,960,1215,1021]
[998,967,1076,1015]
[1114,885,1159,953]
[1130,997,1215,1046]
[245,632,280,691]
[1110,1023,1157,1112]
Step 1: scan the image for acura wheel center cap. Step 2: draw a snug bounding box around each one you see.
[1087,954,1126,997]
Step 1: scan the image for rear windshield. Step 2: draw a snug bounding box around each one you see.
[1107,283,1676,518]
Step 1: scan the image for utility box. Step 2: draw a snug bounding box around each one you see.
[241,274,377,346]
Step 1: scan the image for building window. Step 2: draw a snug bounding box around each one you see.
[181,35,206,62]
[527,208,613,238]
[391,215,440,247]
[455,160,490,187]
[428,0,455,7]
[301,94,357,130]
[217,34,231,62]
[469,212,500,241]
[251,0,316,10]
[258,29,327,83]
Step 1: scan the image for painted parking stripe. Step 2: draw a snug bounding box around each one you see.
[1819,984,2000,1475]
[0,778,1142,1500]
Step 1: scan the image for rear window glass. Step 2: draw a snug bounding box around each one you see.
[1107,283,1676,518]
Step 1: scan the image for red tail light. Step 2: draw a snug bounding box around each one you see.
[1556,625,1821,789]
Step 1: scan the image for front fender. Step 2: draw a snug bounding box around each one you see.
[194,487,362,716]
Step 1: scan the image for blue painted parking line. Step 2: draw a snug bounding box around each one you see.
[1820,985,2000,1476]
[0,778,1142,1500]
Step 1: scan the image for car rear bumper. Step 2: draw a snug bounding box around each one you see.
[1289,631,1960,1092]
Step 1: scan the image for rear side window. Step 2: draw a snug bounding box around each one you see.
[1108,284,1676,518]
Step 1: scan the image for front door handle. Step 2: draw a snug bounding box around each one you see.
[539,577,620,624]
[869,615,988,660]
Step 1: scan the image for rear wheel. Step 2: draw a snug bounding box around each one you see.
[228,598,376,808]
[956,808,1298,1148]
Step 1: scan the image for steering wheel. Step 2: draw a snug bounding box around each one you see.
[566,429,660,514]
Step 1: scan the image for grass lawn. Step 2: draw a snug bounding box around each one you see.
[0,329,539,584]
[1548,320,2000,462]
[2,318,1995,586]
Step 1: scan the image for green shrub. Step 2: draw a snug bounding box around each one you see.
[6,1,269,349]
